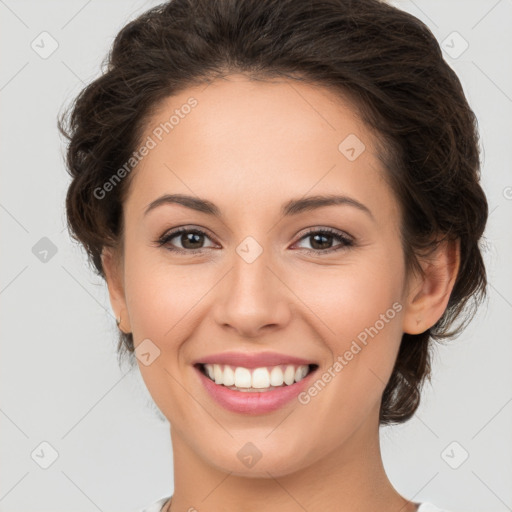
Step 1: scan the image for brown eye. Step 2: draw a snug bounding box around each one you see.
[294,228,354,254]
[309,233,334,250]
[178,231,205,249]
[157,227,216,254]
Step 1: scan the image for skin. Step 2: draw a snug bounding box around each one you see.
[102,74,460,512]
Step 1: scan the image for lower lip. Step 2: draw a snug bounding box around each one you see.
[194,365,317,415]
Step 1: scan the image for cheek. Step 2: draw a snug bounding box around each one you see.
[122,244,209,341]
[121,246,205,407]
[290,253,406,401]
[294,255,404,340]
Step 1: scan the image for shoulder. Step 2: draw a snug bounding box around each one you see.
[137,496,171,512]
[418,503,453,512]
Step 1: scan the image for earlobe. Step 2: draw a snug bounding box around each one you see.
[101,246,131,332]
[402,238,460,335]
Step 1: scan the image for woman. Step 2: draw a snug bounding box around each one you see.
[59,0,488,510]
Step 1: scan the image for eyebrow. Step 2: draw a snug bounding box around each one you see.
[144,193,374,220]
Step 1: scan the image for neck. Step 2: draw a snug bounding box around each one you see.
[167,412,418,512]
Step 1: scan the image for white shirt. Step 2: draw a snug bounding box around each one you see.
[138,497,450,512]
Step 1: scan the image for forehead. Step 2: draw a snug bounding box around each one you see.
[125,74,394,220]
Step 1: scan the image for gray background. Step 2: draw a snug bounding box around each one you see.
[0,1,511,511]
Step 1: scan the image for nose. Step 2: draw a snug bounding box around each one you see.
[212,248,292,339]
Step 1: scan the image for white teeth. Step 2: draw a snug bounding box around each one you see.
[214,364,223,385]
[251,368,270,389]
[295,365,308,381]
[234,367,252,388]
[269,366,284,386]
[283,365,295,385]
[202,363,312,390]
[223,365,235,386]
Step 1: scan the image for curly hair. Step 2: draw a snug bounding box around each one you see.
[58,0,488,425]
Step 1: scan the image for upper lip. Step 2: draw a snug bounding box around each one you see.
[193,351,317,369]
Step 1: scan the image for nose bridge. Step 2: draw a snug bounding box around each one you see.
[212,234,291,336]
[233,237,271,298]
[230,235,276,308]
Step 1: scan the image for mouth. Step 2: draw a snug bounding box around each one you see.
[194,362,319,392]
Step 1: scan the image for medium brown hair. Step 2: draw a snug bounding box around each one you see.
[59,0,488,425]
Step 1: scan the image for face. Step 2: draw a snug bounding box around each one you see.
[104,74,424,477]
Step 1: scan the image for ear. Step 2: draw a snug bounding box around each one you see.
[101,246,132,333]
[402,238,460,335]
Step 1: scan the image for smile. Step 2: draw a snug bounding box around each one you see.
[194,362,319,414]
[199,363,316,391]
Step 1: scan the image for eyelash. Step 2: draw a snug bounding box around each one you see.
[155,226,355,256]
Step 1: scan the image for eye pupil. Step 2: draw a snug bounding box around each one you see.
[311,233,332,250]
[182,232,203,249]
